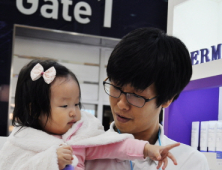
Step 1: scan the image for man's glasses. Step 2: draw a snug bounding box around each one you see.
[103,78,158,108]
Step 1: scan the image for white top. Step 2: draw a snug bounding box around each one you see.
[131,123,209,170]
[85,122,209,170]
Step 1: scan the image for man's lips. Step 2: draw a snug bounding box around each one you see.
[116,113,131,123]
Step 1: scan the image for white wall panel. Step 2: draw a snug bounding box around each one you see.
[80,83,98,101]
[60,62,99,83]
[12,56,32,74]
[168,0,222,80]
[10,77,18,97]
[14,37,100,64]
[12,37,101,102]
[173,0,218,52]
[219,1,222,42]
[101,49,112,104]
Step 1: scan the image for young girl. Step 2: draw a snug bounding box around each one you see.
[0,60,179,170]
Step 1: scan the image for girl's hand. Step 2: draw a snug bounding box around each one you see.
[143,142,180,170]
[57,145,73,170]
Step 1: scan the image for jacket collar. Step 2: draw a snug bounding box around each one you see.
[9,126,63,152]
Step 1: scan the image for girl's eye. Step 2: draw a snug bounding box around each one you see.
[61,105,68,108]
[75,103,80,107]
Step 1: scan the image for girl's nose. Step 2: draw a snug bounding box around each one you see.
[117,94,130,111]
[69,107,76,117]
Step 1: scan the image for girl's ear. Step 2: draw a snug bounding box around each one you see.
[161,98,174,108]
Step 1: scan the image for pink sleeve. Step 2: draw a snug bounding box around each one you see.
[85,138,148,160]
[71,148,85,170]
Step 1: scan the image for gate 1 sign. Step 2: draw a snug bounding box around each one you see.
[16,0,113,27]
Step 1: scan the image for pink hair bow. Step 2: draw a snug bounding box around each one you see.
[30,63,56,84]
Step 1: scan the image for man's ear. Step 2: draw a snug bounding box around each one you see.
[161,98,174,108]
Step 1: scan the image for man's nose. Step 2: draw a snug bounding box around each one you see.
[117,93,130,111]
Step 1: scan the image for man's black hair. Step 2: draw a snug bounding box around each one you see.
[107,27,192,107]
[12,59,81,130]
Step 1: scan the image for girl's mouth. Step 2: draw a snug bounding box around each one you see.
[68,121,76,124]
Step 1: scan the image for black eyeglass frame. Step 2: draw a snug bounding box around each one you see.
[103,77,158,108]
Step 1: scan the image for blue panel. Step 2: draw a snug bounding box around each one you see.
[166,87,219,146]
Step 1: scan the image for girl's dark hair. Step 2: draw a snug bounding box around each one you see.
[12,59,81,130]
[107,27,192,107]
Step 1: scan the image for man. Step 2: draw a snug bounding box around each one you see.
[85,27,209,170]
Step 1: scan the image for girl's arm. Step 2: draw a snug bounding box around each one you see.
[70,140,143,170]
[85,138,147,160]
[68,139,146,170]
[83,138,180,170]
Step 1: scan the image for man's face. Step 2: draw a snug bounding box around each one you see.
[109,83,162,136]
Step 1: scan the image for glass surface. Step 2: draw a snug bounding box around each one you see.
[7,25,119,134]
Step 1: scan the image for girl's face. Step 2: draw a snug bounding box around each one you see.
[39,76,81,135]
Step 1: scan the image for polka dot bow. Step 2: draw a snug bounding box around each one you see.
[30,63,56,84]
